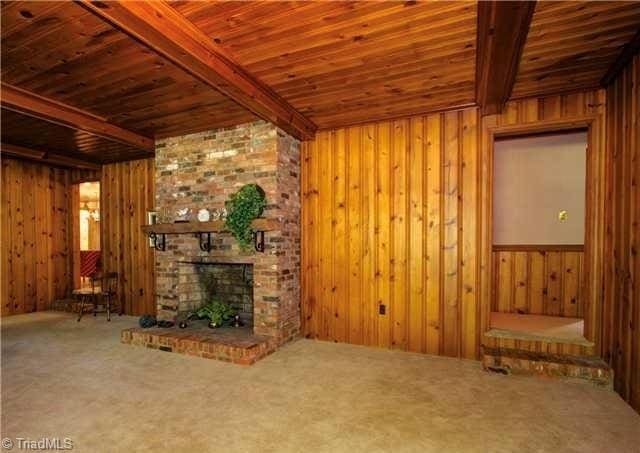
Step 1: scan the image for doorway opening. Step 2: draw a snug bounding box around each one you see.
[76,181,101,289]
[489,131,589,345]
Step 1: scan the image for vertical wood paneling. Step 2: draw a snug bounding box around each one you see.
[333,129,347,343]
[302,110,480,358]
[52,169,69,300]
[604,54,639,413]
[11,162,25,314]
[425,114,443,355]
[408,117,424,353]
[303,89,607,362]
[318,131,333,340]
[100,159,155,316]
[461,109,479,359]
[22,165,36,313]
[122,162,133,314]
[512,252,528,313]
[302,136,319,339]
[494,252,513,313]
[362,124,376,346]
[545,251,563,316]
[376,122,391,348]
[492,249,585,317]
[70,185,81,289]
[442,112,460,357]
[34,165,49,311]
[563,251,582,318]
[529,251,545,314]
[391,120,408,349]
[0,158,98,315]
[347,127,363,345]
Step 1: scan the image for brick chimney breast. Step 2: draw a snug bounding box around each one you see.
[153,121,301,341]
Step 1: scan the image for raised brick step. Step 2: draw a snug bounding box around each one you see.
[482,346,613,389]
[121,324,280,365]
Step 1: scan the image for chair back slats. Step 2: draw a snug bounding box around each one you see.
[88,271,118,296]
[104,272,118,296]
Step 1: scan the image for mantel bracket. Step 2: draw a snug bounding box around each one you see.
[253,231,265,252]
[149,232,166,251]
[196,232,213,252]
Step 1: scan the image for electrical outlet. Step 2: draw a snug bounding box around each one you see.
[379,304,386,315]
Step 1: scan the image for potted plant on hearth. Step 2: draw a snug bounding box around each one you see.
[192,299,237,328]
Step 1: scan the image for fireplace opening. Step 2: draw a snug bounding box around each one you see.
[194,263,254,328]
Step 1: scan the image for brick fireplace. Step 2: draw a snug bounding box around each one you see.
[123,121,301,357]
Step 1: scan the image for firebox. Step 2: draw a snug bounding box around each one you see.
[190,262,253,327]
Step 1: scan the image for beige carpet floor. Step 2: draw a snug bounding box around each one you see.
[2,312,639,453]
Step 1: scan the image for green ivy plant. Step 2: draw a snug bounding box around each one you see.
[193,299,236,326]
[225,184,266,251]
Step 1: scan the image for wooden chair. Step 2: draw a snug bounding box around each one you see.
[77,272,120,322]
[74,273,101,322]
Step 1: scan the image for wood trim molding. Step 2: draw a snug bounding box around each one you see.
[480,110,606,352]
[79,0,317,141]
[492,244,584,252]
[476,1,536,115]
[487,116,596,140]
[601,29,640,87]
[315,101,478,132]
[1,83,154,151]
[1,142,101,171]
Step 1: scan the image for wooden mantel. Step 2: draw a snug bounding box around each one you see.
[142,218,280,252]
[141,218,280,235]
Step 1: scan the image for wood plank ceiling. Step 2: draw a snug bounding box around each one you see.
[1,1,639,164]
[1,0,257,164]
[172,1,478,129]
[1,109,146,163]
[1,1,257,136]
[512,1,640,99]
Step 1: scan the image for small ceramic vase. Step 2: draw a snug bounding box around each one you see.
[197,208,210,222]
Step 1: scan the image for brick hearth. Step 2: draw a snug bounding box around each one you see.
[122,323,278,365]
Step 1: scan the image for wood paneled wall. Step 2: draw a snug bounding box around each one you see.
[1,158,98,315]
[603,54,639,413]
[302,89,606,360]
[1,157,155,317]
[302,110,481,359]
[492,249,584,318]
[100,159,155,316]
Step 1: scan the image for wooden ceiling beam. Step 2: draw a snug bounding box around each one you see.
[1,142,101,171]
[476,1,536,115]
[79,0,317,140]
[601,29,640,87]
[1,83,154,151]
